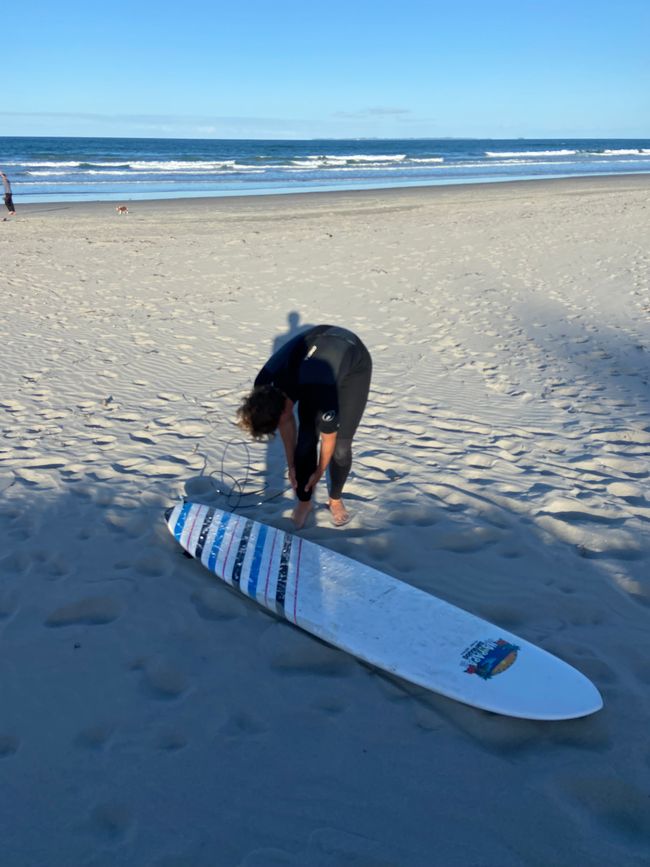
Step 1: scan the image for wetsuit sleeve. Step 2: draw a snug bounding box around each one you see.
[316,406,339,434]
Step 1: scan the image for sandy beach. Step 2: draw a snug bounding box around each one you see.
[2,175,650,866]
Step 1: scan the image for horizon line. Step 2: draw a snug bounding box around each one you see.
[2,134,649,143]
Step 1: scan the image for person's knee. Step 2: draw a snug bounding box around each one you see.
[333,438,352,466]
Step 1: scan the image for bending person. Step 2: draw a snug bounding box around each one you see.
[238,325,372,529]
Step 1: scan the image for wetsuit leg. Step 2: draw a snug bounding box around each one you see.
[328,437,353,499]
[294,423,319,502]
[329,348,372,499]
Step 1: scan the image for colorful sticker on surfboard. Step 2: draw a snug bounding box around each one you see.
[461,638,520,680]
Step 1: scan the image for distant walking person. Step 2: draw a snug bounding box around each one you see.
[238,325,372,529]
[1,172,16,217]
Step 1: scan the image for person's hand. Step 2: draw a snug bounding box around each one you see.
[305,469,323,492]
[288,465,297,490]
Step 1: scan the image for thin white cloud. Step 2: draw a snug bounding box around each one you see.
[0,110,320,139]
[333,107,412,119]
[0,108,443,139]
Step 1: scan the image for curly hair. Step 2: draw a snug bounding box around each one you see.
[236,385,286,440]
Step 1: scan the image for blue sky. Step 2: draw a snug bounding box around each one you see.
[4,0,649,139]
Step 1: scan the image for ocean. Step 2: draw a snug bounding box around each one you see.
[2,136,650,204]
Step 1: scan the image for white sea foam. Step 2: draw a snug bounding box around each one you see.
[17,161,85,168]
[26,162,271,177]
[326,154,407,162]
[434,159,562,170]
[18,160,133,167]
[485,150,577,158]
[89,168,264,176]
[301,154,407,166]
[596,148,650,156]
[128,160,238,171]
[285,164,447,174]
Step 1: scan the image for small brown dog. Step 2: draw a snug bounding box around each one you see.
[116,205,129,215]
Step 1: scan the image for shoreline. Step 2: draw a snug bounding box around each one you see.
[11,171,650,218]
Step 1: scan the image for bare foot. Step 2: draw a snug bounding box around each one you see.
[328,498,351,527]
[291,500,313,530]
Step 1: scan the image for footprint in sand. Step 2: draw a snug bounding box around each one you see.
[45,596,121,627]
[134,542,170,576]
[385,505,437,527]
[132,657,190,700]
[184,475,219,500]
[218,712,267,738]
[33,550,70,580]
[607,481,647,505]
[260,622,354,678]
[105,509,150,540]
[75,724,115,750]
[433,525,502,553]
[88,802,133,841]
[534,512,644,561]
[237,848,303,867]
[0,590,18,622]
[155,729,189,751]
[560,776,650,846]
[0,735,19,757]
[0,550,31,574]
[190,587,248,622]
[169,420,212,439]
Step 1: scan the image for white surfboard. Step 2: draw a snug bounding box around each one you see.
[165,501,603,720]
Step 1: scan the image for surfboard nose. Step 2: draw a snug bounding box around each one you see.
[164,507,174,522]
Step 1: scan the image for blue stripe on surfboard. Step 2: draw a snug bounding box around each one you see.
[247,523,268,599]
[173,501,193,542]
[194,507,215,560]
[207,511,232,573]
[231,519,254,586]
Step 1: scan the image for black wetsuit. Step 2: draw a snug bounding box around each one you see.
[255,325,372,501]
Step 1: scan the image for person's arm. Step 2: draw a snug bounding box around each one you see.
[305,431,337,492]
[277,404,298,490]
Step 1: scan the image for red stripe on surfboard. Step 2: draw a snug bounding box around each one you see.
[185,504,205,553]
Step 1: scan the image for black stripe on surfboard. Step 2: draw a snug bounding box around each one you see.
[230,519,254,587]
[194,507,216,560]
[275,533,293,615]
